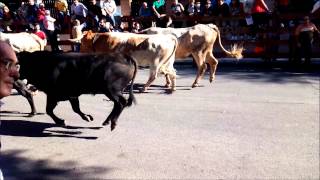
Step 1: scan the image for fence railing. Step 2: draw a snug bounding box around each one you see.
[120,13,320,60]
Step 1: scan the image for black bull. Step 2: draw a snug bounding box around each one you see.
[17,51,137,131]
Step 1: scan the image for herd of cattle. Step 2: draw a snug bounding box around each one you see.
[5,23,243,131]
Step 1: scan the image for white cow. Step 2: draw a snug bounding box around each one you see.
[141,23,244,87]
[80,31,178,92]
[0,32,47,53]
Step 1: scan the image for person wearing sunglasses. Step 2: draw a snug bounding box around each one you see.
[0,41,20,99]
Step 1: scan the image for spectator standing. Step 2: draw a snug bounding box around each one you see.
[71,0,88,23]
[37,3,46,29]
[86,0,103,31]
[101,0,117,27]
[1,6,15,32]
[213,0,230,29]
[54,0,69,32]
[184,0,200,26]
[26,0,39,24]
[139,2,153,28]
[169,0,185,27]
[213,0,230,17]
[185,0,196,16]
[152,0,168,27]
[229,0,245,39]
[43,10,59,52]
[294,16,320,65]
[16,2,29,31]
[251,0,270,28]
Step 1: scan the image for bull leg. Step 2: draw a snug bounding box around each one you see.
[141,68,157,92]
[168,73,176,92]
[206,53,219,83]
[191,54,207,88]
[46,96,65,126]
[164,74,171,88]
[69,97,93,122]
[14,80,37,115]
[102,94,126,131]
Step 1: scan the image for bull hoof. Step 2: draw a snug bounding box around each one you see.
[111,123,116,131]
[55,120,66,127]
[102,120,109,126]
[164,83,170,88]
[83,114,94,121]
[140,87,147,93]
[192,83,199,88]
[210,76,215,83]
[28,111,37,116]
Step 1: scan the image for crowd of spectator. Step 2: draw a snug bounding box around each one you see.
[0,0,319,60]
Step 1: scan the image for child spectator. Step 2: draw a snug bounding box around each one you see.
[43,10,60,52]
[33,23,46,41]
[37,3,46,28]
[33,22,47,50]
[68,19,85,52]
[131,21,142,33]
[98,17,113,32]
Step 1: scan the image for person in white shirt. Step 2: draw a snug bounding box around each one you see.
[43,10,60,52]
[100,0,117,26]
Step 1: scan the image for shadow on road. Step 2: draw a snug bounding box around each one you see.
[175,60,320,84]
[0,118,101,139]
[0,149,111,180]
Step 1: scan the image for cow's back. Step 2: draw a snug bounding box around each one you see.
[0,32,45,53]
[142,24,217,59]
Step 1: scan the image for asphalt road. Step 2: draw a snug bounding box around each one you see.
[0,59,319,179]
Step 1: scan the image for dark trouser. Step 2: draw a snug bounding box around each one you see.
[298,42,312,64]
[45,30,59,52]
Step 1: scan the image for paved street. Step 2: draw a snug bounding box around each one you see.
[0,59,319,179]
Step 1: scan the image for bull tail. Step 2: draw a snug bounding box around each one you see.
[212,25,244,60]
[125,54,138,106]
[162,35,178,71]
